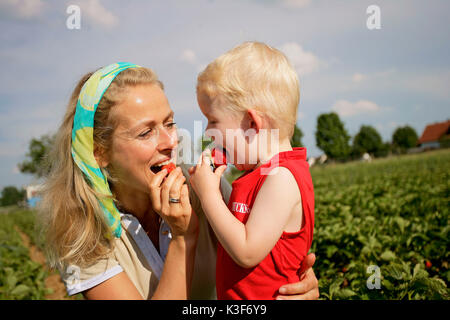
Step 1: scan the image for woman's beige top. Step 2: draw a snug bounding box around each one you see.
[59,163,232,299]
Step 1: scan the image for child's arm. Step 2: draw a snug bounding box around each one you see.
[189,153,302,268]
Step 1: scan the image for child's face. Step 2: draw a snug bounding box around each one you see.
[197,94,258,171]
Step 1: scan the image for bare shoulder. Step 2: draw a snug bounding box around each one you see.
[258,166,301,205]
[261,167,303,233]
[264,166,300,193]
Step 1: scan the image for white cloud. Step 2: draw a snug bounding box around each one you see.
[0,0,45,19]
[180,49,197,64]
[78,0,118,28]
[352,69,395,83]
[398,70,450,100]
[352,73,366,83]
[180,49,208,72]
[281,0,311,9]
[331,99,382,117]
[278,42,322,77]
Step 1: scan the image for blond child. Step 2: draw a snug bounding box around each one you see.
[189,41,315,300]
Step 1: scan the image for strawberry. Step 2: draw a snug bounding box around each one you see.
[211,148,227,169]
[162,162,176,173]
[425,260,432,269]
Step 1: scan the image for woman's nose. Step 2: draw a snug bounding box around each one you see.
[157,126,177,150]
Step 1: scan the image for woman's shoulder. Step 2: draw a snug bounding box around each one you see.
[59,244,123,296]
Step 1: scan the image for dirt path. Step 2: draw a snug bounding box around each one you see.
[15,227,75,300]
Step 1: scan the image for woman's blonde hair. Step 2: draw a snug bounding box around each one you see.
[38,67,163,269]
[197,41,300,139]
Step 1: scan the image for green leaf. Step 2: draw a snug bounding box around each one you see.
[380,250,396,261]
[5,274,17,289]
[10,284,30,296]
[386,264,404,280]
[334,288,357,299]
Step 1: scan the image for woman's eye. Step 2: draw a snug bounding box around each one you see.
[139,129,152,137]
[166,122,177,128]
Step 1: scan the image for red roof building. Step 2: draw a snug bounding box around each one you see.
[417,120,450,147]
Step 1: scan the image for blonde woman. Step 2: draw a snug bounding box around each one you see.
[38,62,319,299]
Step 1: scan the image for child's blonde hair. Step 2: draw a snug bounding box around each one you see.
[197,41,300,139]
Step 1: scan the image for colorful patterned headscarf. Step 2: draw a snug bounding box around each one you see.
[71,62,141,238]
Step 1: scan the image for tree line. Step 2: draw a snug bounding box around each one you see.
[292,112,419,162]
[0,114,420,206]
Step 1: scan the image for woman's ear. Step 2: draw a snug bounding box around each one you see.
[247,109,263,134]
[94,146,109,168]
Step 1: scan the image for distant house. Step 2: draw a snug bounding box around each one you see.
[361,152,372,162]
[417,120,450,149]
[26,184,43,208]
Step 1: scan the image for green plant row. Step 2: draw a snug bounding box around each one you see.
[0,210,50,299]
[310,149,449,299]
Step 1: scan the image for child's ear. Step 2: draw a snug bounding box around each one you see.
[94,146,109,168]
[247,109,263,133]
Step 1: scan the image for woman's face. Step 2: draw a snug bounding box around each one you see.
[103,84,178,194]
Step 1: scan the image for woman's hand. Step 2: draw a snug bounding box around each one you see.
[146,166,199,300]
[276,253,320,300]
[147,167,198,240]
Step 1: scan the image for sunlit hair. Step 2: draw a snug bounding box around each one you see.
[197,41,300,139]
[38,67,163,269]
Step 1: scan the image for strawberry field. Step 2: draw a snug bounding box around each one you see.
[0,208,49,299]
[1,149,449,299]
[309,149,449,299]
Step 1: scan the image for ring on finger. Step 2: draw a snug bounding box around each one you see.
[169,197,181,204]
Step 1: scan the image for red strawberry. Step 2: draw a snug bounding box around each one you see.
[425,260,432,269]
[162,162,176,173]
[211,148,227,168]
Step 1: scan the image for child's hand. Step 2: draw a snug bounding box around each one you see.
[189,149,227,203]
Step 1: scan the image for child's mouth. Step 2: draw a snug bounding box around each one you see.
[210,146,228,169]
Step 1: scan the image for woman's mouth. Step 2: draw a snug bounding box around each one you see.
[150,158,176,174]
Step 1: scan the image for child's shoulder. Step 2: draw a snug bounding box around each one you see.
[260,166,301,201]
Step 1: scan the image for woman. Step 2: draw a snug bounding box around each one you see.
[38,62,319,299]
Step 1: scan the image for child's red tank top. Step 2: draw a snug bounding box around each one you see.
[216,147,315,300]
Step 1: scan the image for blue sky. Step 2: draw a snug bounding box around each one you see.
[0,0,449,189]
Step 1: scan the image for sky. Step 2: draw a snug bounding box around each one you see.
[0,0,449,189]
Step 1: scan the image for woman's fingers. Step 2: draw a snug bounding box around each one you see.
[180,184,190,211]
[161,167,183,213]
[276,290,320,300]
[276,268,320,300]
[148,168,168,212]
[298,253,316,277]
[170,172,186,199]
